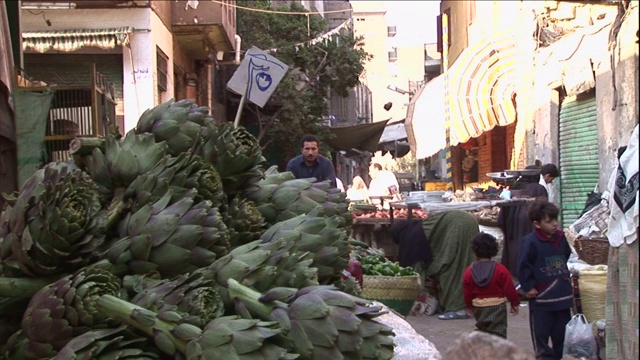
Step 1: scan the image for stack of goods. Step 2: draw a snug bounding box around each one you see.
[0,99,396,359]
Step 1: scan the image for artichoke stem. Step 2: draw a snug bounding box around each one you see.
[96,294,190,355]
[226,279,282,319]
[0,275,65,298]
[105,187,131,232]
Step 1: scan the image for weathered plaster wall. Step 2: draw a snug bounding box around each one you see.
[529,2,638,189]
[596,4,639,187]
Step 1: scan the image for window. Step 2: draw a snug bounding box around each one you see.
[157,47,168,92]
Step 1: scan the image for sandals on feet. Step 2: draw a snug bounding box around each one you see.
[438,310,470,320]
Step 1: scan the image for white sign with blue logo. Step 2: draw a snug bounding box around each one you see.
[226,46,289,108]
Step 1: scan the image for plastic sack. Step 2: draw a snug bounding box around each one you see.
[563,313,598,360]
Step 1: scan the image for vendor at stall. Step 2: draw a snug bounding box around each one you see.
[389,210,479,320]
[498,166,548,276]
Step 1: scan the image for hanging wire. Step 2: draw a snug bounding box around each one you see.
[211,0,353,15]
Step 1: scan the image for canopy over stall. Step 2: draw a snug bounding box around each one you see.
[406,32,518,158]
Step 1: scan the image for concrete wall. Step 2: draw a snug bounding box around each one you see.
[20,7,205,132]
[529,1,639,189]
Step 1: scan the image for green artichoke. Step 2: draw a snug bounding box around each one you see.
[135,98,213,156]
[78,132,168,200]
[261,213,350,285]
[54,326,162,359]
[197,238,318,307]
[199,122,267,196]
[0,162,107,277]
[128,272,225,328]
[145,151,226,208]
[6,267,122,358]
[228,279,395,360]
[107,187,229,277]
[222,196,266,248]
[95,295,296,359]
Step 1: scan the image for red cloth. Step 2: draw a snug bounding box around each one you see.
[463,262,521,308]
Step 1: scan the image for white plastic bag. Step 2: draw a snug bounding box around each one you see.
[562,313,598,360]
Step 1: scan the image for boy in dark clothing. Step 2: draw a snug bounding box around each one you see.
[463,233,520,338]
[517,200,574,360]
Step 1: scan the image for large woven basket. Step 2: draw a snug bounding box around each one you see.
[362,275,421,316]
[575,236,609,265]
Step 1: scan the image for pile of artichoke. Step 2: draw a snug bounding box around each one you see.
[0,99,395,359]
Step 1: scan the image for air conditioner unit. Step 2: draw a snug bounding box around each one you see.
[387,26,397,37]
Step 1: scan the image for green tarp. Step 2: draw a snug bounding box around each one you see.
[325,120,389,153]
[13,89,54,188]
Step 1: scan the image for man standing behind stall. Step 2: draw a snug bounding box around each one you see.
[286,134,337,188]
[539,163,560,204]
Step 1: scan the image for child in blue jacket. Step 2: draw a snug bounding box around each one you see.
[517,199,574,360]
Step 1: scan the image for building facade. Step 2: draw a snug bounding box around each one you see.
[18,0,237,132]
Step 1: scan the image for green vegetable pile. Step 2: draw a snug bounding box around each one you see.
[0,99,395,360]
[357,255,417,277]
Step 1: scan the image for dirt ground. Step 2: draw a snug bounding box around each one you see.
[404,303,536,358]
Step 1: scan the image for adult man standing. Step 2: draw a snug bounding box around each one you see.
[539,163,560,204]
[286,134,337,188]
[368,163,400,208]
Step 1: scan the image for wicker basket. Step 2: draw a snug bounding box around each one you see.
[575,236,609,265]
[361,275,421,316]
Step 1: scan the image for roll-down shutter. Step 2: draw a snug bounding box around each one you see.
[558,93,599,227]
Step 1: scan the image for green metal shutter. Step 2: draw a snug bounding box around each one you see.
[558,93,599,227]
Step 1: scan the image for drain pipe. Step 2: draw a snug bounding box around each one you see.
[234,35,241,64]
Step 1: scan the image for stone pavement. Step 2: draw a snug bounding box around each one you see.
[404,304,536,358]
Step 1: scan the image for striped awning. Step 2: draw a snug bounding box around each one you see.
[447,32,517,145]
[22,27,133,53]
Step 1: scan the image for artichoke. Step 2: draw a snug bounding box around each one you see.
[243,169,351,229]
[145,151,226,208]
[95,295,296,359]
[0,162,107,277]
[135,98,213,156]
[4,267,122,359]
[261,212,350,285]
[128,272,225,328]
[77,132,168,200]
[54,326,163,359]
[222,196,267,248]
[228,279,395,360]
[199,122,267,196]
[107,187,229,277]
[197,238,318,308]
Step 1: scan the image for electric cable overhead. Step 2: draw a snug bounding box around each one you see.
[211,0,353,15]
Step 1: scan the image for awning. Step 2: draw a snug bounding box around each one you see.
[22,27,133,53]
[325,120,389,153]
[378,121,410,158]
[379,121,407,143]
[405,74,446,159]
[447,32,517,145]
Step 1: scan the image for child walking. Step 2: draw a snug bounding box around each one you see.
[517,199,574,360]
[463,232,520,338]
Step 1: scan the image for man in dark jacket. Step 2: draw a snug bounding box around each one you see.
[286,134,337,188]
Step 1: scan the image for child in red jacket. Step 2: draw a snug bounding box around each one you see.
[463,232,520,338]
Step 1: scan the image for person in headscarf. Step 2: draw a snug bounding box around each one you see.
[389,210,479,320]
[498,166,549,276]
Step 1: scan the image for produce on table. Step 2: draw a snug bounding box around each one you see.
[352,208,427,219]
[0,99,396,359]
